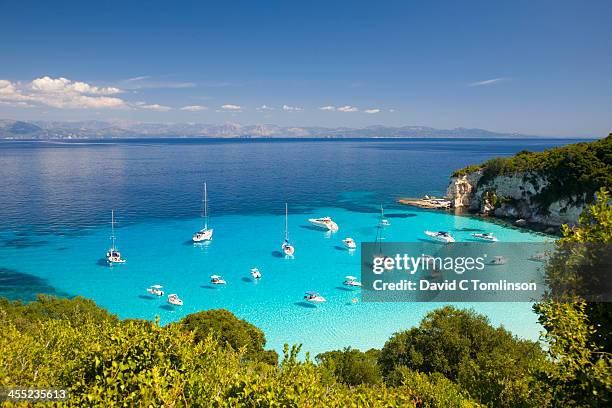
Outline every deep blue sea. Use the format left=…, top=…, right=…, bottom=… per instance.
left=0, top=137, right=586, bottom=355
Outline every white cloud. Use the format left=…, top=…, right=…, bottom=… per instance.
left=257, top=104, right=274, bottom=111
left=282, top=104, right=303, bottom=112
left=138, top=103, right=172, bottom=112
left=180, top=105, right=207, bottom=112
left=364, top=108, right=380, bottom=114
left=389, top=108, right=396, bottom=113
left=220, top=104, right=242, bottom=111
left=31, top=76, right=121, bottom=95
left=125, top=75, right=151, bottom=82
left=0, top=76, right=128, bottom=109
left=468, top=77, right=506, bottom=87
left=319, top=105, right=336, bottom=111
left=338, top=105, right=358, bottom=112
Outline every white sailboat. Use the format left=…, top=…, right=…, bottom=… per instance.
left=193, top=182, right=213, bottom=242
left=106, top=210, right=126, bottom=264
left=380, top=205, right=390, bottom=226
left=282, top=203, right=295, bottom=256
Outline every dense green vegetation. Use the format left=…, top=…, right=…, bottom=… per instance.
left=452, top=134, right=612, bottom=210
left=0, top=296, right=480, bottom=407
left=176, top=309, right=278, bottom=365
left=533, top=188, right=612, bottom=407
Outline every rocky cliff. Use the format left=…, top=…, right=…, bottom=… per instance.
left=446, top=134, right=612, bottom=228
left=446, top=171, right=585, bottom=227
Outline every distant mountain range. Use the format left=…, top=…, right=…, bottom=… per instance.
left=0, top=119, right=546, bottom=139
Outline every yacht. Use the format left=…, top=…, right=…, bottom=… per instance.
left=489, top=256, right=508, bottom=265
left=106, top=210, right=126, bottom=264
left=304, top=291, right=326, bottom=303
left=193, top=182, right=214, bottom=242
left=343, top=237, right=357, bottom=250
left=282, top=203, right=295, bottom=256
left=471, top=232, right=498, bottom=242
left=146, top=285, right=164, bottom=296
left=529, top=252, right=547, bottom=262
left=210, top=275, right=227, bottom=285
left=167, top=294, right=183, bottom=306
left=250, top=268, right=262, bottom=279
left=308, top=216, right=339, bottom=231
left=424, top=230, right=455, bottom=243
left=343, top=275, right=362, bottom=287
left=380, top=205, right=390, bottom=226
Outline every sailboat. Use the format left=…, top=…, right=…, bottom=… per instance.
left=106, top=210, right=126, bottom=264
left=380, top=205, right=390, bottom=226
left=192, top=182, right=213, bottom=242
left=282, top=203, right=295, bottom=256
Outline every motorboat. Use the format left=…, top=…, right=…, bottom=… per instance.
left=308, top=216, right=339, bottom=231
left=250, top=268, right=262, bottom=279
left=343, top=237, right=357, bottom=249
left=343, top=275, right=362, bottom=287
left=529, top=252, right=547, bottom=262
left=146, top=284, right=164, bottom=296
left=489, top=256, right=508, bottom=265
left=282, top=203, right=295, bottom=256
left=106, top=210, right=126, bottom=264
left=380, top=205, right=390, bottom=226
left=471, top=232, right=498, bottom=242
left=424, top=230, right=455, bottom=243
left=193, top=182, right=214, bottom=242
left=210, top=275, right=227, bottom=285
left=167, top=294, right=183, bottom=306
left=304, top=291, right=326, bottom=303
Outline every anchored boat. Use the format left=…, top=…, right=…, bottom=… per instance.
left=193, top=182, right=213, bottom=242
left=106, top=210, right=126, bottom=264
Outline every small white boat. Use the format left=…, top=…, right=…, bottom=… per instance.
left=489, top=256, right=508, bottom=265
left=308, top=216, right=339, bottom=231
left=471, top=232, right=498, bottom=242
left=193, top=182, right=214, bottom=242
left=210, top=275, right=227, bottom=285
left=529, top=252, right=547, bottom=262
left=167, top=294, right=183, bottom=306
left=343, top=237, right=357, bottom=249
left=380, top=205, right=390, bottom=226
left=106, top=210, right=126, bottom=264
left=250, top=268, right=262, bottom=279
left=282, top=203, right=295, bottom=256
left=343, top=275, right=362, bottom=287
left=304, top=291, right=326, bottom=303
left=146, top=284, right=164, bottom=296
left=425, top=230, right=455, bottom=243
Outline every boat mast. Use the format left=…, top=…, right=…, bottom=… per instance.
left=284, top=202, right=289, bottom=241
left=110, top=210, right=116, bottom=251
left=203, top=182, right=208, bottom=230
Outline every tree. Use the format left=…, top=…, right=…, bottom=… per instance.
left=379, top=306, right=550, bottom=407
left=316, top=347, right=382, bottom=386
left=177, top=309, right=278, bottom=365
left=534, top=188, right=612, bottom=407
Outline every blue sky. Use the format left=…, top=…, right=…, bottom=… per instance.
left=0, top=0, right=610, bottom=136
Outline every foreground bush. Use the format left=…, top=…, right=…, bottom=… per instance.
left=379, top=306, right=552, bottom=407
left=0, top=297, right=481, bottom=406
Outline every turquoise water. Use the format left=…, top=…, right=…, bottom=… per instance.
left=0, top=138, right=572, bottom=355
left=0, top=202, right=550, bottom=356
